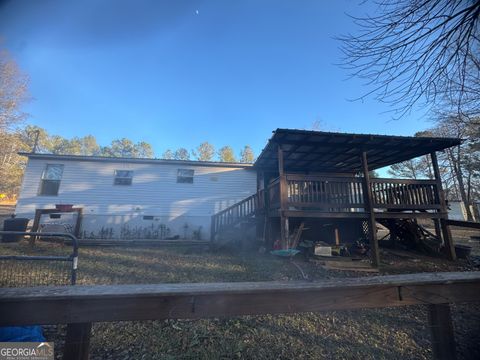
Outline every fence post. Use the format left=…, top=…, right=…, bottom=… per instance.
left=427, top=304, right=456, bottom=360
left=63, top=323, right=92, bottom=360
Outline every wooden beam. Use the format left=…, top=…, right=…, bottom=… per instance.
left=374, top=212, right=447, bottom=220
left=361, top=151, right=380, bottom=267
left=1, top=272, right=479, bottom=326
left=446, top=219, right=480, bottom=230
left=428, top=304, right=456, bottom=360
left=282, top=211, right=369, bottom=219
left=278, top=145, right=288, bottom=248
left=431, top=152, right=456, bottom=261
left=262, top=172, right=273, bottom=247
left=433, top=219, right=443, bottom=242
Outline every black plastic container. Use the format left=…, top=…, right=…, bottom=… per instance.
left=455, top=244, right=472, bottom=259
left=1, top=217, right=30, bottom=242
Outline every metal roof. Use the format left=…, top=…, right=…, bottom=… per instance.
left=254, top=128, right=461, bottom=173
left=18, top=152, right=254, bottom=169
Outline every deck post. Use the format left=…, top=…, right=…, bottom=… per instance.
left=430, top=152, right=456, bottom=261
left=263, top=172, right=273, bottom=248
left=63, top=322, right=92, bottom=360
left=433, top=219, right=443, bottom=242
left=278, top=145, right=289, bottom=249
left=427, top=304, right=456, bottom=360
left=361, top=151, right=380, bottom=267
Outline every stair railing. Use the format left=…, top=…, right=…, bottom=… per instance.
left=210, top=191, right=262, bottom=241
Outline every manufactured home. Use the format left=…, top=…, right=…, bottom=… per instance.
left=15, top=154, right=256, bottom=241
left=15, top=128, right=462, bottom=265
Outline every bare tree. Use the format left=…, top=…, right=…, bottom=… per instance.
left=432, top=116, right=479, bottom=220
left=174, top=148, right=190, bottom=160
left=339, top=0, right=480, bottom=118
left=0, top=49, right=30, bottom=131
left=239, top=145, right=255, bottom=163
left=162, top=149, right=174, bottom=160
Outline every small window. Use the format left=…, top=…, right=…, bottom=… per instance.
left=39, top=164, right=64, bottom=196
left=114, top=170, right=133, bottom=185
left=143, top=215, right=154, bottom=220
left=177, top=169, right=194, bottom=183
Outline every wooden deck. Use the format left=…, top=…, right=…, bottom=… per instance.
left=211, top=130, right=458, bottom=265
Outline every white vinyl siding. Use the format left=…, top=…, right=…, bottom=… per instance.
left=16, top=158, right=257, bottom=218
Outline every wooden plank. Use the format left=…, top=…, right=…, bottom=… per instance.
left=428, top=304, right=456, bottom=360
left=372, top=204, right=442, bottom=210
left=286, top=174, right=361, bottom=182
left=446, top=219, right=480, bottom=230
left=287, top=202, right=366, bottom=208
left=63, top=323, right=92, bottom=360
left=374, top=212, right=447, bottom=219
left=1, top=272, right=479, bottom=327
left=283, top=211, right=369, bottom=218
left=371, top=178, right=437, bottom=185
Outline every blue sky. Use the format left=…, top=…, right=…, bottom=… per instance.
left=0, top=0, right=433, bottom=158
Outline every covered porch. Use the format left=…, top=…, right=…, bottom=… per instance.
left=255, top=129, right=462, bottom=266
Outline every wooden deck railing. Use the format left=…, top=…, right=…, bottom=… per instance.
left=286, top=174, right=365, bottom=209
left=265, top=174, right=442, bottom=213
left=1, top=271, right=479, bottom=360
left=370, top=178, right=440, bottom=210
left=210, top=191, right=262, bottom=240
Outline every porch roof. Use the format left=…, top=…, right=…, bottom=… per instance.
left=254, top=128, right=461, bottom=173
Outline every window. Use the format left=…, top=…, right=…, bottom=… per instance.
left=39, top=164, right=64, bottom=196
left=177, top=169, right=194, bottom=183
left=114, top=170, right=133, bottom=185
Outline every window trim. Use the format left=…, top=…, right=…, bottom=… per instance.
left=176, top=169, right=194, bottom=184
left=113, top=169, right=134, bottom=186
left=38, top=164, right=64, bottom=196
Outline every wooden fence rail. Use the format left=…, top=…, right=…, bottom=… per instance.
left=1, top=271, right=479, bottom=360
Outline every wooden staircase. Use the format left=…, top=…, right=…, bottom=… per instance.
left=210, top=191, right=264, bottom=242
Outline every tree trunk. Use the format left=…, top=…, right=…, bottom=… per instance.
left=447, top=147, right=474, bottom=221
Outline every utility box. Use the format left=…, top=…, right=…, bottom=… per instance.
left=1, top=217, right=30, bottom=242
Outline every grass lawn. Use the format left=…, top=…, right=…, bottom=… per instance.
left=1, top=239, right=480, bottom=359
